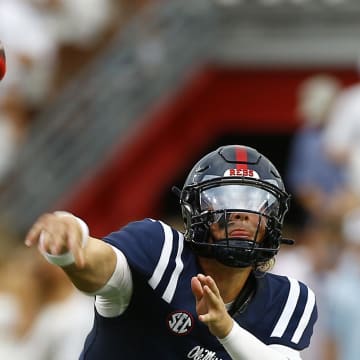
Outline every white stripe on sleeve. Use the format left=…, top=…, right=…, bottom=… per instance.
left=291, top=287, right=316, bottom=344
left=148, top=221, right=174, bottom=289
left=271, top=277, right=300, bottom=338
left=162, top=232, right=184, bottom=303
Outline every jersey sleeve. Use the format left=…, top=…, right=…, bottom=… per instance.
left=102, top=219, right=180, bottom=280
left=267, top=275, right=318, bottom=351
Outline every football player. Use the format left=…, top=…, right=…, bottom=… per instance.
left=25, top=145, right=317, bottom=359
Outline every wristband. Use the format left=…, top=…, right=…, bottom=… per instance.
left=41, top=211, right=89, bottom=267
left=41, top=243, right=77, bottom=267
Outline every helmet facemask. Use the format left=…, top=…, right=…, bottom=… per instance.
left=181, top=178, right=289, bottom=268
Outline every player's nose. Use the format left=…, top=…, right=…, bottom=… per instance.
left=228, top=212, right=249, bottom=222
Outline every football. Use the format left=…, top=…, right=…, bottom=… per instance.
left=0, top=41, right=6, bottom=80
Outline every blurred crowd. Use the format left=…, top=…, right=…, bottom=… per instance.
left=0, top=0, right=151, bottom=187
left=0, top=231, right=94, bottom=359
left=272, top=72, right=360, bottom=360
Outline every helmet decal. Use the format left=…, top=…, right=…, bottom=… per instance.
left=235, top=145, right=248, bottom=164
left=223, top=168, right=260, bottom=179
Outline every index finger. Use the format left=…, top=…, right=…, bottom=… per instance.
left=191, top=276, right=204, bottom=301
left=25, top=220, right=47, bottom=247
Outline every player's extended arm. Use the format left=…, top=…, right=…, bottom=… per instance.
left=25, top=212, right=117, bottom=293
left=191, top=274, right=301, bottom=360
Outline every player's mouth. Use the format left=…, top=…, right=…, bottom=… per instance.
left=229, top=229, right=251, bottom=238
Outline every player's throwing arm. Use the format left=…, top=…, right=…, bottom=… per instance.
left=25, top=212, right=117, bottom=293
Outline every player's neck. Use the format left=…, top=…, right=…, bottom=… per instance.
left=198, top=257, right=252, bottom=303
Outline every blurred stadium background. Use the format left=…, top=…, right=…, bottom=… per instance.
left=3, top=1, right=360, bottom=359
left=0, top=0, right=359, bottom=237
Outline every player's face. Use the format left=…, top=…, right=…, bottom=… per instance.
left=200, top=184, right=277, bottom=243
left=209, top=211, right=266, bottom=242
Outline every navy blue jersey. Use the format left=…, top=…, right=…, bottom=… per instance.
left=80, top=219, right=317, bottom=359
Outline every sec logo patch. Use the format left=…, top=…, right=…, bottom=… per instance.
left=167, top=310, right=194, bottom=335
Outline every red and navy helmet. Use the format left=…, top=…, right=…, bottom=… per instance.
left=179, top=145, right=291, bottom=268
left=0, top=41, right=6, bottom=81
